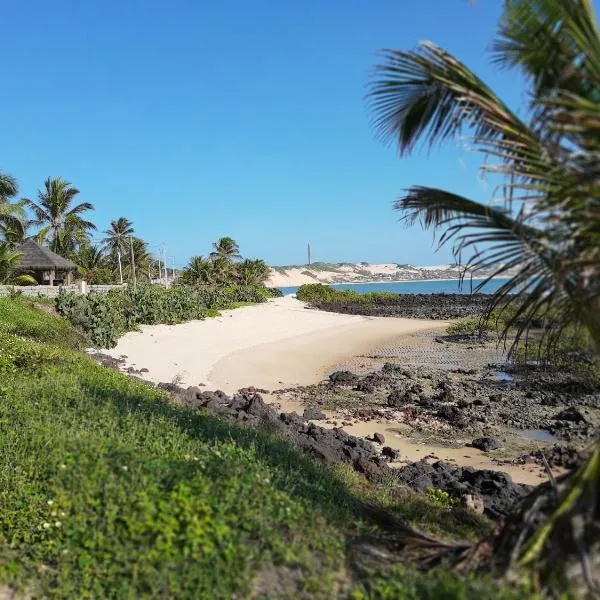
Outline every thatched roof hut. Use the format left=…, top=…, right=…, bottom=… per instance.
left=15, top=239, right=78, bottom=285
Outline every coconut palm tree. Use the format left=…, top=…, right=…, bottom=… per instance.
left=0, top=171, right=18, bottom=203
left=0, top=243, right=36, bottom=285
left=74, top=244, right=109, bottom=283
left=0, top=171, right=28, bottom=245
left=102, top=217, right=134, bottom=284
left=236, top=258, right=270, bottom=285
left=210, top=236, right=241, bottom=262
left=210, top=255, right=235, bottom=285
left=122, top=237, right=152, bottom=283
left=24, top=177, right=95, bottom=256
left=369, top=0, right=599, bottom=592
left=180, top=255, right=215, bottom=285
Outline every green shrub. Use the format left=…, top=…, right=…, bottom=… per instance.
left=446, top=317, right=490, bottom=336
left=425, top=487, right=456, bottom=509
left=56, top=284, right=271, bottom=348
left=351, top=565, right=538, bottom=600
left=297, top=284, right=361, bottom=303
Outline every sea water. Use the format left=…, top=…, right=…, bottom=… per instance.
left=279, top=277, right=509, bottom=296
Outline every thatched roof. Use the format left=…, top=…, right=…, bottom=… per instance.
left=15, top=239, right=77, bottom=271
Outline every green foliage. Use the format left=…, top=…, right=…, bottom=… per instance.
left=0, top=297, right=88, bottom=350
left=350, top=565, right=538, bottom=600
left=425, top=487, right=456, bottom=509
left=296, top=284, right=398, bottom=305
left=56, top=284, right=271, bottom=348
left=446, top=317, right=491, bottom=336
left=297, top=283, right=359, bottom=303
left=0, top=298, right=531, bottom=598
left=0, top=302, right=350, bottom=598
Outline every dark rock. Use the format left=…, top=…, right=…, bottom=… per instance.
left=372, top=432, right=385, bottom=444
left=387, top=389, right=407, bottom=408
left=471, top=437, right=502, bottom=452
left=382, top=446, right=400, bottom=460
left=181, top=386, right=204, bottom=408
left=157, top=382, right=186, bottom=395
left=139, top=367, right=149, bottom=373
left=417, top=396, right=435, bottom=409
left=303, top=406, right=326, bottom=420
left=328, top=370, right=358, bottom=385
left=394, top=460, right=530, bottom=518
left=355, top=381, right=376, bottom=393
left=354, top=457, right=383, bottom=478
left=553, top=407, right=587, bottom=423
left=436, top=404, right=464, bottom=424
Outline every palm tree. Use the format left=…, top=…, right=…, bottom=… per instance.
left=0, top=171, right=18, bottom=203
left=122, top=237, right=152, bottom=283
left=369, top=0, right=599, bottom=592
left=210, top=255, right=235, bottom=285
left=236, top=258, right=270, bottom=285
left=210, top=236, right=241, bottom=262
left=180, top=255, right=215, bottom=285
left=74, top=244, right=108, bottom=283
left=102, top=217, right=134, bottom=284
left=24, top=177, right=95, bottom=256
left=0, top=171, right=28, bottom=245
left=0, top=243, right=36, bottom=285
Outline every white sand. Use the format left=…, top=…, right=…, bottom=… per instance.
left=103, top=297, right=548, bottom=485
left=105, top=297, right=446, bottom=392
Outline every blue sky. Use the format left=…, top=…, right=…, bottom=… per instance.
left=3, top=1, right=526, bottom=266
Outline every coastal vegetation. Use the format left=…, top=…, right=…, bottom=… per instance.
left=0, top=172, right=275, bottom=290
left=0, top=296, right=532, bottom=598
left=55, top=284, right=277, bottom=348
left=369, top=0, right=600, bottom=592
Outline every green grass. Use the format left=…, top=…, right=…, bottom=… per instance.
left=0, top=298, right=535, bottom=598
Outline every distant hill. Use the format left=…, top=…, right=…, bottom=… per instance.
left=267, top=262, right=511, bottom=287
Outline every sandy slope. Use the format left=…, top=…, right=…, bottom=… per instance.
left=105, top=297, right=446, bottom=391
left=265, top=263, right=458, bottom=287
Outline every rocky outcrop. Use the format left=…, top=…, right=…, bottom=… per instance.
left=166, top=384, right=532, bottom=518
left=311, top=293, right=494, bottom=320
left=393, top=461, right=531, bottom=518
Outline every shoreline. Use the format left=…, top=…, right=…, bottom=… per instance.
left=102, top=296, right=559, bottom=486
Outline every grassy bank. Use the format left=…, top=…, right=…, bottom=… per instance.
left=0, top=298, right=537, bottom=598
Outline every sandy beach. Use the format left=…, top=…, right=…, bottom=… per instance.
left=105, top=296, right=447, bottom=391
left=102, top=297, right=557, bottom=485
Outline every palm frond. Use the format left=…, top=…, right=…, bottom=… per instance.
left=0, top=172, right=18, bottom=202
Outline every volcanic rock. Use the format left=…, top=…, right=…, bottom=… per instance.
left=471, top=437, right=502, bottom=452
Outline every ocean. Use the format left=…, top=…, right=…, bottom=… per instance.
left=279, top=277, right=509, bottom=296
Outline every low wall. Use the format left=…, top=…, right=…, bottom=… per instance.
left=0, top=284, right=126, bottom=298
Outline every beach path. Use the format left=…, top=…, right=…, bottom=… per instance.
left=104, top=296, right=446, bottom=392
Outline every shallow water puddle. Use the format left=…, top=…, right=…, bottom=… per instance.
left=512, top=428, right=558, bottom=443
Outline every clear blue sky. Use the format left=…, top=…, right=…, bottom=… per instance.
left=3, top=0, right=526, bottom=266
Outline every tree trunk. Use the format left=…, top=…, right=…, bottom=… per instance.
left=117, top=250, right=123, bottom=285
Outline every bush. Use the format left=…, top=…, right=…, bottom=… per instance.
left=297, top=284, right=361, bottom=303
left=56, top=284, right=271, bottom=348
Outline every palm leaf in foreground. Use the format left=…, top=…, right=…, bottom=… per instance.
left=369, top=0, right=600, bottom=593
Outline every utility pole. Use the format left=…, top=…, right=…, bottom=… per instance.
left=172, top=257, right=176, bottom=281
left=130, top=237, right=137, bottom=289
left=307, top=242, right=311, bottom=266
left=163, top=245, right=168, bottom=286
